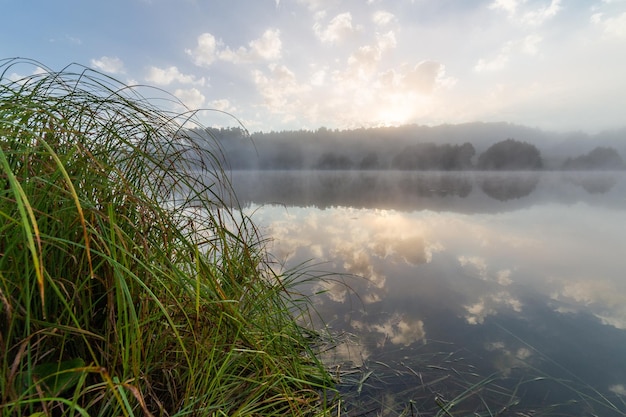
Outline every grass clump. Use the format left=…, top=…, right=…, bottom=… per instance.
left=0, top=58, right=334, bottom=416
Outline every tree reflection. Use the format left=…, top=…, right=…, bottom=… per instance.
left=229, top=171, right=626, bottom=212
left=479, top=173, right=539, bottom=201
left=565, top=173, right=617, bottom=194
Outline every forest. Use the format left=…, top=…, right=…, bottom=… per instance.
left=193, top=122, right=626, bottom=171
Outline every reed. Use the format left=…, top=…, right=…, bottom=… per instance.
left=0, top=58, right=334, bottom=416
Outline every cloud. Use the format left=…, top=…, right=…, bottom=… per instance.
left=402, top=60, right=451, bottom=94
left=609, top=384, right=626, bottom=396
left=90, top=56, right=125, bottom=74
left=592, top=11, right=626, bottom=39
left=474, top=35, right=542, bottom=72
left=208, top=98, right=236, bottom=113
left=8, top=67, right=47, bottom=84
left=145, top=65, right=206, bottom=86
left=553, top=278, right=626, bottom=328
left=489, top=0, right=520, bottom=16
left=485, top=341, right=535, bottom=374
left=174, top=87, right=205, bottom=110
left=464, top=292, right=523, bottom=324
left=520, top=0, right=561, bottom=26
left=371, top=315, right=426, bottom=346
left=186, top=33, right=219, bottom=67
left=366, top=60, right=454, bottom=98
left=489, top=0, right=561, bottom=25
left=187, top=29, right=282, bottom=67
left=340, top=31, right=397, bottom=81
left=371, top=233, right=435, bottom=266
left=372, top=10, right=395, bottom=26
left=297, top=0, right=337, bottom=11
left=314, top=12, right=360, bottom=43
left=220, top=29, right=283, bottom=63
left=459, top=256, right=514, bottom=286
left=253, top=63, right=311, bottom=109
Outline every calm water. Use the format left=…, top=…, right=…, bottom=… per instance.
left=231, top=170, right=626, bottom=416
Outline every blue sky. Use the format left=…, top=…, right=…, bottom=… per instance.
left=2, top=0, right=625, bottom=133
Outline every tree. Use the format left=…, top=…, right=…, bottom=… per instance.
left=562, top=146, right=625, bottom=170
left=358, top=152, right=381, bottom=170
left=477, top=138, right=542, bottom=170
left=314, top=152, right=354, bottom=170
left=392, top=142, right=476, bottom=170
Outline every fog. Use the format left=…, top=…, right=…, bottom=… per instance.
left=196, top=122, right=626, bottom=171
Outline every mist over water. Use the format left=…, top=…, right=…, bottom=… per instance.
left=231, top=170, right=626, bottom=415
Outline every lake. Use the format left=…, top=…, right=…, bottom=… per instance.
left=230, top=170, right=626, bottom=416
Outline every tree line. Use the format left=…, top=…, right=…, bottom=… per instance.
left=195, top=125, right=625, bottom=171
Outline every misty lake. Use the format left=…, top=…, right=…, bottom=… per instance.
left=230, top=170, right=626, bottom=416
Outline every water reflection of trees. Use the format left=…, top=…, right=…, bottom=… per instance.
left=565, top=173, right=617, bottom=194
left=479, top=173, right=540, bottom=201
left=229, top=171, right=626, bottom=211
left=398, top=173, right=472, bottom=198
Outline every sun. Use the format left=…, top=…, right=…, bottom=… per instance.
left=372, top=92, right=425, bottom=127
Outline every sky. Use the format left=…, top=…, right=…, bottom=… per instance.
left=2, top=0, right=626, bottom=133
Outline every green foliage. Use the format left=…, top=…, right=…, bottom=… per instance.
left=477, top=138, right=543, bottom=170
left=0, top=58, right=333, bottom=416
left=392, top=142, right=475, bottom=171
left=562, top=146, right=625, bottom=170
left=314, top=152, right=354, bottom=170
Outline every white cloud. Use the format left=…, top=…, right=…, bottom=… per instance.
left=520, top=33, right=542, bottom=54
left=186, top=33, right=219, bottom=67
left=610, top=384, right=626, bottom=396
left=253, top=63, right=312, bottom=109
left=250, top=29, right=282, bottom=60
left=314, top=12, right=360, bottom=43
left=346, top=44, right=383, bottom=77
left=489, top=0, right=520, bottom=16
left=520, top=0, right=561, bottom=26
left=593, top=11, right=626, bottom=39
left=174, top=87, right=205, bottom=110
left=474, top=35, right=542, bottom=72
left=474, top=53, right=509, bottom=72
left=90, top=56, right=125, bottom=74
left=310, top=68, right=327, bottom=86
left=208, top=98, right=236, bottom=113
left=376, top=30, right=397, bottom=51
left=341, top=31, right=397, bottom=81
left=464, top=292, right=522, bottom=324
left=489, top=0, right=562, bottom=26
left=220, top=29, right=282, bottom=63
left=8, top=67, right=47, bottom=83
left=145, top=66, right=206, bottom=86
left=372, top=316, right=426, bottom=346
left=372, top=10, right=395, bottom=26
left=402, top=61, right=452, bottom=94
left=459, top=255, right=489, bottom=279
left=188, top=29, right=282, bottom=66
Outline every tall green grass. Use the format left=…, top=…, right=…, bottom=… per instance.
left=0, top=58, right=334, bottom=416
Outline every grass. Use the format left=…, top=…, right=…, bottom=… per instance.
left=0, top=58, right=335, bottom=416
left=327, top=334, right=626, bottom=417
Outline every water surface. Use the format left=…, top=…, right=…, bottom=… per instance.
left=231, top=170, right=626, bottom=415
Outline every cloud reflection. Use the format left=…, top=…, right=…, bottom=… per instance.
left=252, top=196, right=626, bottom=329
left=464, top=292, right=523, bottom=325
left=240, top=172, right=626, bottom=407
left=257, top=206, right=441, bottom=305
